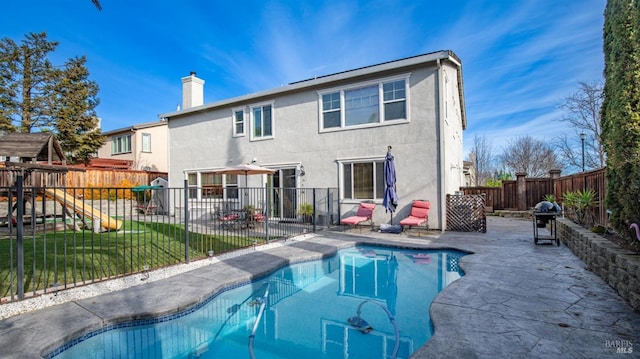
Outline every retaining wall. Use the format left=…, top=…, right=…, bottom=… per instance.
left=557, top=218, right=640, bottom=312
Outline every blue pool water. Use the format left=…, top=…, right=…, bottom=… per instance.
left=51, top=245, right=467, bottom=359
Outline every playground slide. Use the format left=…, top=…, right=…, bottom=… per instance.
left=43, top=189, right=123, bottom=231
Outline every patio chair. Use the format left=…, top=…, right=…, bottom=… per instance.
left=247, top=207, right=266, bottom=228
left=214, top=206, right=242, bottom=229
left=341, top=202, right=376, bottom=232
left=400, top=200, right=430, bottom=232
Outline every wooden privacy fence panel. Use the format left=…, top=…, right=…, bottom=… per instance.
left=65, top=169, right=166, bottom=188
left=460, top=187, right=501, bottom=211
left=446, top=194, right=486, bottom=232
left=555, top=169, right=607, bottom=226
left=502, top=181, right=516, bottom=210
left=526, top=178, right=553, bottom=206
left=461, top=168, right=608, bottom=227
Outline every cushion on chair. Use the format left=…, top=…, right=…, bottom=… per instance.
left=400, top=200, right=430, bottom=227
left=356, top=202, right=376, bottom=217
left=410, top=200, right=430, bottom=218
left=341, top=216, right=369, bottom=225
left=341, top=202, right=376, bottom=225
left=400, top=217, right=425, bottom=226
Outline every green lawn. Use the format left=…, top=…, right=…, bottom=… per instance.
left=0, top=220, right=267, bottom=299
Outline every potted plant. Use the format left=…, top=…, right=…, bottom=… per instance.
left=298, top=203, right=314, bottom=223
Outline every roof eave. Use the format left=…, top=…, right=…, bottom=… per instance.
left=160, top=50, right=458, bottom=120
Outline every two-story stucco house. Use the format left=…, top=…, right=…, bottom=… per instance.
left=96, top=121, right=168, bottom=172
left=161, top=51, right=466, bottom=230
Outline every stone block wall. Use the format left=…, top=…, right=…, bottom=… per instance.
left=557, top=218, right=640, bottom=312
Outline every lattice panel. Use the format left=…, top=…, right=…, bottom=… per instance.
left=446, top=194, right=487, bottom=232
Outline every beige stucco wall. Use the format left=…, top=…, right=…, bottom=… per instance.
left=135, top=124, right=168, bottom=172
left=96, top=123, right=168, bottom=172
left=167, top=59, right=465, bottom=230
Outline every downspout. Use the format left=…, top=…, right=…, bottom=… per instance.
left=435, top=59, right=445, bottom=230
left=336, top=160, right=341, bottom=222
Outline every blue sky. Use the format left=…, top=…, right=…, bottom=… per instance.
left=2, top=0, right=605, bottom=156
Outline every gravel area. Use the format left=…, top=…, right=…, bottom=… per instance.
left=0, top=234, right=316, bottom=320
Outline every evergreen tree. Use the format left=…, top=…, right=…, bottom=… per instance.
left=601, top=0, right=640, bottom=241
left=52, top=56, right=105, bottom=164
left=0, top=32, right=58, bottom=133
left=0, top=32, right=105, bottom=163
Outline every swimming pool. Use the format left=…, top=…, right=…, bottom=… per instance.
left=50, top=245, right=467, bottom=359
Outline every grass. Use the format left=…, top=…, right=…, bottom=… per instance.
left=0, top=219, right=267, bottom=299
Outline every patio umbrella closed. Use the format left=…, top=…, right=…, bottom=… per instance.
left=382, top=148, right=398, bottom=223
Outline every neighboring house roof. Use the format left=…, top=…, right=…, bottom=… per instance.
left=0, top=132, right=66, bottom=162
left=161, top=50, right=467, bottom=129
left=102, top=120, right=168, bottom=136
left=67, top=158, right=133, bottom=170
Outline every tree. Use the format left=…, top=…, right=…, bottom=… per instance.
left=52, top=56, right=105, bottom=164
left=0, top=32, right=58, bottom=133
left=601, top=0, right=640, bottom=242
left=555, top=81, right=606, bottom=171
left=486, top=169, right=513, bottom=187
left=0, top=32, right=105, bottom=163
left=469, top=134, right=495, bottom=186
left=498, top=136, right=562, bottom=177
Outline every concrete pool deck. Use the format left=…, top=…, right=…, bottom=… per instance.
left=1, top=216, right=639, bottom=358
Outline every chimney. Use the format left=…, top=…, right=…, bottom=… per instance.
left=181, top=72, right=204, bottom=110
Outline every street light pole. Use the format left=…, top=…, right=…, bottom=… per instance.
left=580, top=132, right=586, bottom=172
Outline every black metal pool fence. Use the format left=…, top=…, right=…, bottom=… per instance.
left=0, top=177, right=338, bottom=302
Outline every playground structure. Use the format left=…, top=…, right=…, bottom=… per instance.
left=132, top=178, right=168, bottom=216
left=43, top=188, right=123, bottom=231
left=0, top=134, right=147, bottom=232
left=0, top=166, right=123, bottom=232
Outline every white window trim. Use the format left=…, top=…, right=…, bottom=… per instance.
left=184, top=169, right=239, bottom=201
left=337, top=156, right=385, bottom=204
left=141, top=133, right=151, bottom=153
left=232, top=107, right=245, bottom=137
left=318, top=74, right=411, bottom=133
left=249, top=101, right=275, bottom=141
left=111, top=134, right=132, bottom=155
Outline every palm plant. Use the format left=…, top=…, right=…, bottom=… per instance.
left=562, top=189, right=597, bottom=226
left=543, top=194, right=555, bottom=203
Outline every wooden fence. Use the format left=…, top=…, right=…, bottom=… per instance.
left=0, top=164, right=166, bottom=189
left=64, top=168, right=167, bottom=188
left=461, top=168, right=608, bottom=226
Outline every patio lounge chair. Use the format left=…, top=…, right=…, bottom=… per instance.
left=400, top=200, right=430, bottom=231
left=341, top=202, right=376, bottom=231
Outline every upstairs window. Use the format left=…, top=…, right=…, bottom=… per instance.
left=320, top=77, right=408, bottom=131
left=141, top=133, right=151, bottom=153
left=233, top=109, right=245, bottom=136
left=322, top=92, right=341, bottom=129
left=111, top=134, right=131, bottom=154
left=383, top=80, right=406, bottom=121
left=251, top=104, right=273, bottom=140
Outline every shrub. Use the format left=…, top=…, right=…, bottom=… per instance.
left=562, top=189, right=597, bottom=227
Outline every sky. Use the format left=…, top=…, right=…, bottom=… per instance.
left=1, top=0, right=605, bottom=157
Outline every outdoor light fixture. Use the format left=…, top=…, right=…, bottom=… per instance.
left=580, top=132, right=586, bottom=172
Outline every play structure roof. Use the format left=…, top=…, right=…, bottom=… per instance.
left=0, top=133, right=66, bottom=164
